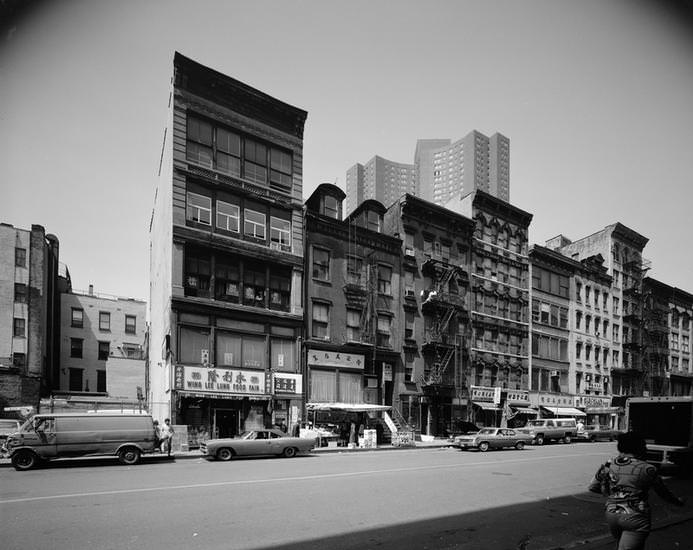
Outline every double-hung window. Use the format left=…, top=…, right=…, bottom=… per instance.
left=378, top=265, right=392, bottom=295
left=71, top=308, right=84, bottom=328
left=99, top=312, right=111, bottom=331
left=270, top=148, right=292, bottom=193
left=270, top=217, right=291, bottom=250
left=244, top=139, right=267, bottom=184
left=216, top=201, right=240, bottom=232
left=187, top=192, right=212, bottom=225
left=244, top=209, right=266, bottom=239
left=216, top=127, right=241, bottom=176
left=312, top=248, right=330, bottom=281
left=377, top=316, right=391, bottom=347
left=346, top=309, right=361, bottom=342
left=322, top=195, right=340, bottom=219
left=186, top=117, right=213, bottom=167
left=312, top=303, right=330, bottom=339
left=13, top=318, right=25, bottom=337
left=346, top=256, right=362, bottom=285
left=125, top=315, right=136, bottom=335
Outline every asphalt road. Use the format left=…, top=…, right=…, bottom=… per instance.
left=1, top=443, right=691, bottom=550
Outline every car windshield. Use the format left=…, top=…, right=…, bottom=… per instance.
left=526, top=420, right=544, bottom=427
left=478, top=428, right=496, bottom=435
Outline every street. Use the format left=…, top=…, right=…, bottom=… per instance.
left=1, top=443, right=691, bottom=550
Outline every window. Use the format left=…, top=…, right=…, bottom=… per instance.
left=179, top=326, right=210, bottom=364
left=270, top=217, right=291, bottom=250
left=312, top=248, right=330, bottom=281
left=243, top=264, right=266, bottom=307
left=312, top=302, right=330, bottom=339
left=378, top=265, right=392, bottom=295
left=270, top=148, right=292, bottom=193
left=15, top=247, right=26, bottom=267
left=215, top=257, right=240, bottom=303
left=13, top=352, right=25, bottom=368
left=405, top=311, right=415, bottom=339
left=125, top=315, right=136, bottom=334
left=69, top=368, right=83, bottom=392
left=405, top=352, right=415, bottom=382
left=216, top=127, right=241, bottom=176
left=99, top=311, right=111, bottom=331
left=122, top=343, right=143, bottom=359
left=271, top=338, right=295, bottom=372
left=71, top=338, right=83, bottom=358
left=244, top=139, right=267, bottom=184
left=244, top=209, right=266, bottom=239
left=187, top=192, right=212, bottom=225
left=14, top=283, right=27, bottom=303
left=185, top=249, right=211, bottom=297
left=346, top=256, right=363, bottom=286
left=98, top=341, right=110, bottom=361
left=216, top=201, right=240, bottom=232
left=423, top=238, right=433, bottom=257
left=367, top=210, right=382, bottom=233
left=97, top=370, right=107, bottom=393
left=13, top=318, right=25, bottom=338
left=346, top=309, right=361, bottom=342
left=377, top=315, right=391, bottom=347
left=71, top=308, right=84, bottom=328
left=404, top=232, right=415, bottom=255
left=576, top=282, right=582, bottom=303
left=186, top=117, right=213, bottom=167
left=322, top=195, right=340, bottom=219
left=269, top=269, right=291, bottom=312
left=683, top=335, right=690, bottom=353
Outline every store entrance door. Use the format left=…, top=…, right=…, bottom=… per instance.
left=214, top=409, right=238, bottom=438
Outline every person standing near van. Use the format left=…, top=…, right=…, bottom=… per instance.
left=160, top=418, right=175, bottom=457
left=153, top=420, right=161, bottom=450
left=588, top=431, right=685, bottom=550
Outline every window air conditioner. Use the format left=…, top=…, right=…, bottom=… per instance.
left=405, top=249, right=416, bottom=257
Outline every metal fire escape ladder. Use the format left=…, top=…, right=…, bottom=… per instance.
left=359, top=261, right=377, bottom=345
left=423, top=346, right=455, bottom=385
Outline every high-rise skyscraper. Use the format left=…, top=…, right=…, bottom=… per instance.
left=346, top=156, right=417, bottom=216
left=346, top=131, right=510, bottom=213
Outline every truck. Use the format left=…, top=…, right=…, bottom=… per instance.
left=625, top=396, right=693, bottom=473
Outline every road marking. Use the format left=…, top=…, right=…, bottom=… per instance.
left=0, top=452, right=605, bottom=504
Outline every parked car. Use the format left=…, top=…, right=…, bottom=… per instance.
left=453, top=427, right=534, bottom=452
left=200, top=429, right=316, bottom=461
left=575, top=424, right=620, bottom=442
left=0, top=419, right=21, bottom=456
left=5, top=413, right=157, bottom=470
left=517, top=418, right=577, bottom=445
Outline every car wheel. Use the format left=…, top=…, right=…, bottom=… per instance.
left=478, top=442, right=490, bottom=452
left=12, top=449, right=38, bottom=471
left=216, top=447, right=233, bottom=461
left=535, top=435, right=544, bottom=446
left=118, top=447, right=141, bottom=466
left=282, top=447, right=297, bottom=458
left=515, top=441, right=525, bottom=450
left=564, top=435, right=572, bottom=444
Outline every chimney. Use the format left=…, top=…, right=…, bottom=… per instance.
left=88, top=284, right=94, bottom=296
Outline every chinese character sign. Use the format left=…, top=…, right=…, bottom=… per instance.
left=175, top=366, right=266, bottom=395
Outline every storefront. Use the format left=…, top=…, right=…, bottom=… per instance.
left=173, top=364, right=271, bottom=448
left=272, top=372, right=303, bottom=432
left=470, top=385, right=502, bottom=427
left=575, top=395, right=620, bottom=429
left=504, top=389, right=537, bottom=428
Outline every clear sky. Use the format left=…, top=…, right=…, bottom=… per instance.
left=2, top=0, right=692, bottom=302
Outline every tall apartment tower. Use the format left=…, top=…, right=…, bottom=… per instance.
left=149, top=53, right=307, bottom=441
left=426, top=131, right=510, bottom=206
left=0, top=223, right=61, bottom=412
left=414, top=139, right=452, bottom=203
left=346, top=156, right=417, bottom=216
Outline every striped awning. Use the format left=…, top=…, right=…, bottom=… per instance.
left=541, top=406, right=586, bottom=417
left=473, top=401, right=501, bottom=411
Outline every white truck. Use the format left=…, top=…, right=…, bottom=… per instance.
left=625, top=396, right=693, bottom=473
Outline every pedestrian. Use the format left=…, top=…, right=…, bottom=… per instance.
left=160, top=418, right=175, bottom=457
left=577, top=419, right=585, bottom=435
left=153, top=419, right=161, bottom=450
left=588, top=431, right=685, bottom=550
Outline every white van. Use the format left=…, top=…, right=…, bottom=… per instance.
left=4, top=413, right=157, bottom=471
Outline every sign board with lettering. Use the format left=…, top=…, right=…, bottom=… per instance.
left=274, top=373, right=302, bottom=395
left=505, top=390, right=530, bottom=405
left=307, top=349, right=365, bottom=370
left=174, top=365, right=266, bottom=396
left=470, top=386, right=501, bottom=405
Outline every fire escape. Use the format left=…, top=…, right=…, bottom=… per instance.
left=419, top=256, right=468, bottom=387
left=343, top=260, right=377, bottom=346
left=621, top=256, right=652, bottom=395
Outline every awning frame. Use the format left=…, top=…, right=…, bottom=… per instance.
left=540, top=406, right=586, bottom=417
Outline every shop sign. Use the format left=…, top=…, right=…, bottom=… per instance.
left=174, top=365, right=266, bottom=395
left=575, top=395, right=611, bottom=409
left=505, top=390, right=530, bottom=405
left=382, top=363, right=393, bottom=382
left=531, top=393, right=574, bottom=407
left=307, top=349, right=364, bottom=370
left=274, top=373, right=302, bottom=395
left=470, top=385, right=501, bottom=405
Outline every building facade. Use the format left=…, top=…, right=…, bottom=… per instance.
left=149, top=53, right=307, bottom=441
left=304, top=185, right=402, bottom=421
left=345, top=156, right=417, bottom=216
left=384, top=194, right=474, bottom=435
left=0, top=223, right=60, bottom=414
left=58, top=286, right=146, bottom=400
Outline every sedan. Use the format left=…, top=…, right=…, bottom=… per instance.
left=453, top=428, right=534, bottom=452
left=576, top=425, right=620, bottom=442
left=200, top=429, right=316, bottom=461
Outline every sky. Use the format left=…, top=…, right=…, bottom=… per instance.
left=2, top=0, right=692, bottom=303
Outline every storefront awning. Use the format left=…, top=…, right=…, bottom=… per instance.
left=512, top=407, right=538, bottom=415
left=177, top=391, right=271, bottom=401
left=541, top=406, right=586, bottom=417
left=472, top=401, right=501, bottom=411
left=307, top=402, right=391, bottom=412
left=585, top=407, right=621, bottom=414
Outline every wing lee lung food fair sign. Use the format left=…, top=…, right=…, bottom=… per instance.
left=175, top=366, right=266, bottom=395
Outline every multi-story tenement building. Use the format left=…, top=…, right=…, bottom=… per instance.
left=384, top=194, right=474, bottom=436
left=345, top=156, right=416, bottom=216
left=59, top=286, right=146, bottom=400
left=0, top=223, right=60, bottom=413
left=547, top=224, right=649, bottom=401
left=446, top=191, right=532, bottom=427
left=304, top=185, right=402, bottom=416
left=423, top=131, right=510, bottom=205
left=149, top=53, right=307, bottom=439
left=643, top=277, right=693, bottom=396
